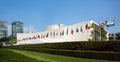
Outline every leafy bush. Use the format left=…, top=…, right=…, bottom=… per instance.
left=4, top=41, right=120, bottom=61
left=0, top=42, right=2, bottom=48
left=5, top=41, right=120, bottom=52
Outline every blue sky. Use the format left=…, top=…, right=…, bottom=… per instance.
left=0, top=0, right=120, bottom=35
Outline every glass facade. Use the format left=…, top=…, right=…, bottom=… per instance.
left=12, top=21, right=23, bottom=37
left=0, top=21, right=7, bottom=38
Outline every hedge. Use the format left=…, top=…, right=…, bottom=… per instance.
left=5, top=41, right=120, bottom=52
left=4, top=48, right=120, bottom=61
left=4, top=41, right=120, bottom=61
left=0, top=42, right=2, bottom=48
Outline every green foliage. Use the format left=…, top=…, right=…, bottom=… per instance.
left=0, top=42, right=2, bottom=48
left=101, top=28, right=107, bottom=40
left=0, top=36, right=16, bottom=46
left=8, top=36, right=16, bottom=46
left=90, top=27, right=107, bottom=41
left=4, top=41, right=120, bottom=61
left=0, top=37, right=9, bottom=42
left=5, top=41, right=120, bottom=52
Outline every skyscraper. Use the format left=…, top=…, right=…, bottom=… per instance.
left=0, top=21, right=8, bottom=38
left=12, top=21, right=23, bottom=37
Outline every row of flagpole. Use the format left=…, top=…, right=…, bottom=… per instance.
left=99, top=17, right=116, bottom=41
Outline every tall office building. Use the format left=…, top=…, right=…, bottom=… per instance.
left=0, top=21, right=8, bottom=38
left=12, top=21, right=23, bottom=37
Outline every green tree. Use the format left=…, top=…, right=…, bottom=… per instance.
left=0, top=36, right=16, bottom=46
left=0, top=37, right=9, bottom=42
left=101, top=27, right=107, bottom=40
left=0, top=42, right=2, bottom=48
left=8, top=36, right=16, bottom=46
left=90, top=27, right=107, bottom=41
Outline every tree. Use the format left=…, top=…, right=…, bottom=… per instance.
left=0, top=36, right=16, bottom=46
left=90, top=26, right=107, bottom=41
left=8, top=36, right=16, bottom=46
left=0, top=37, right=9, bottom=42
left=0, top=42, right=2, bottom=48
left=101, top=27, right=107, bottom=40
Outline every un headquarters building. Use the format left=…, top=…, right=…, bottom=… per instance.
left=16, top=20, right=108, bottom=45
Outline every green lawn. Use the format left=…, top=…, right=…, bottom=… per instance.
left=0, top=49, right=118, bottom=62
left=0, top=49, right=40, bottom=62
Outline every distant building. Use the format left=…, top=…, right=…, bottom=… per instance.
left=109, top=32, right=120, bottom=40
left=16, top=20, right=108, bottom=45
left=12, top=21, right=23, bottom=37
left=0, top=21, right=7, bottom=38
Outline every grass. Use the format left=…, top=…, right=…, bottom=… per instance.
left=0, top=49, right=40, bottom=62
left=2, top=48, right=119, bottom=62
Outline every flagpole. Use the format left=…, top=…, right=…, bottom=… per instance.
left=99, top=17, right=101, bottom=41
left=114, top=17, right=116, bottom=41
left=100, top=26, right=101, bottom=41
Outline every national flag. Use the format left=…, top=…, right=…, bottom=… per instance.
left=33, top=36, right=36, bottom=39
left=76, top=28, right=79, bottom=33
left=60, top=32, right=62, bottom=36
left=106, top=20, right=115, bottom=27
left=53, top=32, right=55, bottom=37
left=101, top=21, right=107, bottom=26
left=38, top=35, right=40, bottom=38
left=71, top=29, right=74, bottom=35
left=29, top=37, right=31, bottom=40
left=88, top=23, right=94, bottom=29
left=50, top=32, right=52, bottom=37
left=46, top=33, right=49, bottom=37
left=56, top=32, right=58, bottom=36
left=62, top=30, right=64, bottom=35
left=43, top=35, right=45, bottom=38
left=66, top=28, right=68, bottom=35
left=41, top=35, right=43, bottom=39
left=80, top=26, right=83, bottom=33
left=85, top=24, right=88, bottom=30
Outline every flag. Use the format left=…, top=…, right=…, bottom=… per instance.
left=101, top=21, right=107, bottom=26
left=46, top=33, right=49, bottom=37
left=56, top=32, right=58, bottom=36
left=66, top=28, right=68, bottom=35
left=71, top=29, right=74, bottom=35
left=80, top=26, right=83, bottom=33
left=76, top=28, right=79, bottom=33
left=88, top=23, right=94, bottom=29
left=85, top=24, right=88, bottom=30
left=38, top=35, right=40, bottom=38
left=53, top=32, right=55, bottom=37
left=62, top=30, right=64, bottom=35
left=29, top=37, right=31, bottom=40
left=50, top=32, right=52, bottom=37
left=60, top=32, right=62, bottom=36
left=33, top=36, right=36, bottom=39
left=106, top=20, right=115, bottom=27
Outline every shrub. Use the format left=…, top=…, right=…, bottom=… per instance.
left=5, top=41, right=120, bottom=52
left=0, top=42, right=2, bottom=48
left=4, top=41, right=120, bottom=61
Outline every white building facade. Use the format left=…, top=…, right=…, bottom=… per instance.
left=16, top=20, right=106, bottom=45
